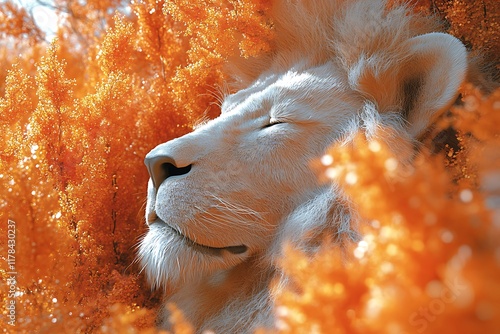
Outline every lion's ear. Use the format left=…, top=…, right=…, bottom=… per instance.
left=350, top=32, right=468, bottom=137
left=401, top=33, right=468, bottom=136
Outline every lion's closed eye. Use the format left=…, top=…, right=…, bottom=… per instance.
left=262, top=119, right=285, bottom=129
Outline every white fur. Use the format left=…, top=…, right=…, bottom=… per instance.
left=138, top=0, right=468, bottom=332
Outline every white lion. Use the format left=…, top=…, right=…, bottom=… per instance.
left=138, top=0, right=469, bottom=332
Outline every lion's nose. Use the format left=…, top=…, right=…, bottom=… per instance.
left=144, top=154, right=192, bottom=189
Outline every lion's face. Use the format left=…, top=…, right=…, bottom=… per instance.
left=139, top=63, right=358, bottom=287
left=138, top=0, right=470, bottom=331
left=139, top=0, right=468, bottom=295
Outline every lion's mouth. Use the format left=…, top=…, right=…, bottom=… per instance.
left=148, top=212, right=248, bottom=256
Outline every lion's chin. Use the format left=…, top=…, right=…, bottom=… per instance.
left=138, top=220, right=250, bottom=289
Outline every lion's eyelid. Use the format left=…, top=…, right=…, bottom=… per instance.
left=262, top=119, right=285, bottom=129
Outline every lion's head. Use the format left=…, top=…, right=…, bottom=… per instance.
left=138, top=0, right=469, bottom=331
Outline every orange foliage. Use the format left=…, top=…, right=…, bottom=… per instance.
left=0, top=0, right=498, bottom=333
left=0, top=0, right=271, bottom=332
left=278, top=87, right=500, bottom=333
left=0, top=1, right=44, bottom=42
